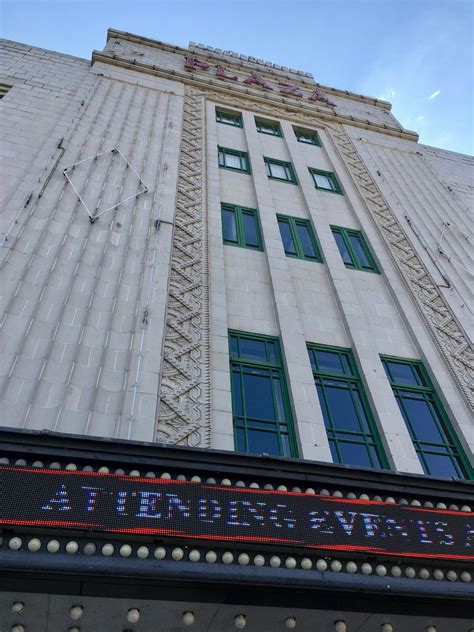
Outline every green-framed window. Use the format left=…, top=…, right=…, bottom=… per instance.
left=381, top=356, right=472, bottom=479
left=221, top=203, right=263, bottom=251
left=294, top=127, right=321, bottom=146
left=256, top=118, right=282, bottom=137
left=230, top=331, right=298, bottom=458
left=308, top=344, right=388, bottom=469
left=308, top=167, right=342, bottom=193
left=331, top=226, right=379, bottom=273
left=277, top=215, right=323, bottom=262
left=216, top=109, right=243, bottom=127
left=264, top=157, right=297, bottom=183
left=218, top=146, right=251, bottom=174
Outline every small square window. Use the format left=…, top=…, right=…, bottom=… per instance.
left=218, top=146, right=251, bottom=174
left=264, top=157, right=297, bottom=184
left=308, top=168, right=342, bottom=194
left=221, top=203, right=263, bottom=251
left=331, top=226, right=379, bottom=273
left=277, top=215, right=323, bottom=262
left=255, top=118, right=282, bottom=137
left=294, top=127, right=321, bottom=146
left=216, top=109, right=243, bottom=127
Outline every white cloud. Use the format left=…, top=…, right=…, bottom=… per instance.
left=428, top=89, right=440, bottom=100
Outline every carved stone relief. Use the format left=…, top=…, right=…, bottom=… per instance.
left=156, top=88, right=211, bottom=446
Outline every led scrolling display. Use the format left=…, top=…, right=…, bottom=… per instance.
left=1, top=467, right=472, bottom=561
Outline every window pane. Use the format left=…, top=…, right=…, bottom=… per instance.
left=218, top=151, right=225, bottom=166
left=243, top=371, right=276, bottom=420
left=230, top=336, right=239, bottom=359
left=387, top=361, right=420, bottom=386
left=348, top=233, right=371, bottom=268
left=222, top=208, right=238, bottom=242
left=333, top=231, right=353, bottom=265
left=423, top=453, right=460, bottom=478
left=351, top=390, right=371, bottom=433
left=296, top=223, right=317, bottom=258
left=316, top=384, right=331, bottom=428
left=297, top=131, right=314, bottom=144
left=231, top=370, right=243, bottom=416
left=399, top=396, right=447, bottom=444
left=329, top=440, right=340, bottom=463
left=267, top=342, right=277, bottom=364
left=239, top=338, right=267, bottom=362
left=269, top=163, right=288, bottom=179
left=273, top=378, right=285, bottom=421
left=235, top=427, right=246, bottom=451
left=281, top=434, right=291, bottom=457
left=316, top=350, right=347, bottom=374
left=278, top=220, right=297, bottom=255
left=324, top=385, right=362, bottom=432
left=225, top=153, right=242, bottom=169
left=247, top=429, right=280, bottom=455
left=338, top=442, right=373, bottom=468
left=242, top=212, right=259, bottom=247
left=313, top=173, right=333, bottom=189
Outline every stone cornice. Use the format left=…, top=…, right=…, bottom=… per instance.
left=106, top=28, right=394, bottom=112
left=91, top=50, right=419, bottom=142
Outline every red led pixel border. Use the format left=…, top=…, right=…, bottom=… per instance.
left=1, top=466, right=472, bottom=561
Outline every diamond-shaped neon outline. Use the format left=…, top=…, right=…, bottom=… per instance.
left=63, top=148, right=148, bottom=221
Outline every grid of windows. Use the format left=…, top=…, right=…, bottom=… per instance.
left=308, top=168, right=342, bottom=193
left=256, top=118, right=282, bottom=136
left=221, top=203, right=263, bottom=251
left=381, top=357, right=471, bottom=479
left=308, top=344, right=388, bottom=469
left=218, top=146, right=251, bottom=173
left=216, top=109, right=243, bottom=127
left=264, top=157, right=297, bottom=183
left=230, top=332, right=298, bottom=458
left=331, top=226, right=379, bottom=273
left=294, top=127, right=321, bottom=146
left=277, top=215, right=323, bottom=262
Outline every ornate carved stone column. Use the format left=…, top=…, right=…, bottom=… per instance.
left=156, top=89, right=211, bottom=446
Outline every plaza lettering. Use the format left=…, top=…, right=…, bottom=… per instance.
left=184, top=56, right=336, bottom=106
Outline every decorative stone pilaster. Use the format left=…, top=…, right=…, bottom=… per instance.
left=156, top=89, right=211, bottom=446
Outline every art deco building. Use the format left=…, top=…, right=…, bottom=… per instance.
left=0, top=29, right=473, bottom=632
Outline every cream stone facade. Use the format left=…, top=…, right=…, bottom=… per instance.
left=0, top=29, right=473, bottom=632
left=0, top=30, right=472, bottom=468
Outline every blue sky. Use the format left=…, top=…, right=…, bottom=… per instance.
left=1, top=0, right=473, bottom=154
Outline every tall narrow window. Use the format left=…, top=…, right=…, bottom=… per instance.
left=221, top=203, right=263, bottom=251
left=264, top=157, right=297, bottom=183
left=331, top=226, right=379, bottom=273
left=277, top=215, right=323, bottom=262
left=230, top=331, right=298, bottom=457
left=381, top=357, right=471, bottom=479
left=308, top=344, right=388, bottom=469
left=216, top=109, right=243, bottom=127
left=308, top=168, right=342, bottom=193
left=218, top=146, right=251, bottom=173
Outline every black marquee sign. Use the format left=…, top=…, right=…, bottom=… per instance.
left=1, top=467, right=473, bottom=561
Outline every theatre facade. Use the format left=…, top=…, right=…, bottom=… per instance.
left=0, top=29, right=473, bottom=631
